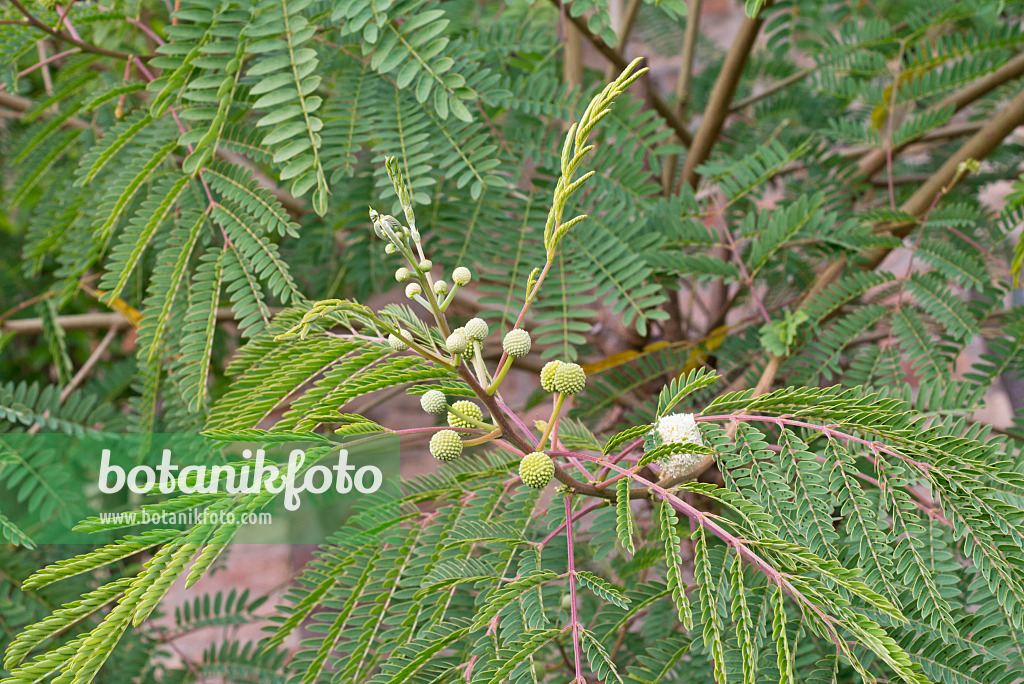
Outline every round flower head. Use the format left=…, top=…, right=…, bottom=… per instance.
left=405, top=282, right=422, bottom=298
left=452, top=266, right=472, bottom=286
left=418, top=259, right=433, bottom=272
left=519, top=451, right=555, bottom=488
left=464, top=318, right=489, bottom=341
left=395, top=267, right=411, bottom=283
left=433, top=280, right=448, bottom=295
left=429, top=430, right=463, bottom=462
left=447, top=400, right=483, bottom=428
left=653, top=413, right=705, bottom=480
left=420, top=389, right=447, bottom=416
left=553, top=363, right=586, bottom=395
left=540, top=360, right=564, bottom=393
left=388, top=332, right=410, bottom=352
left=385, top=243, right=397, bottom=255
left=502, top=329, right=532, bottom=358
left=446, top=331, right=470, bottom=356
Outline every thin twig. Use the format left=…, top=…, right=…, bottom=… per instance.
left=729, top=67, right=813, bottom=112
left=564, top=495, right=585, bottom=684
left=547, top=0, right=693, bottom=147
left=857, top=51, right=1024, bottom=180
left=661, top=0, right=703, bottom=191
left=604, top=0, right=643, bottom=82
left=8, top=0, right=140, bottom=61
left=678, top=2, right=772, bottom=190
left=60, top=327, right=119, bottom=403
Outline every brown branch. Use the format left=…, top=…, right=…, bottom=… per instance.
left=661, top=0, right=703, bottom=191
left=857, top=51, right=1024, bottom=180
left=60, top=327, right=119, bottom=403
left=7, top=0, right=141, bottom=61
left=744, top=85, right=1024, bottom=399
left=548, top=0, right=693, bottom=147
left=877, top=84, right=1024, bottom=251
left=678, top=2, right=771, bottom=190
left=563, top=19, right=583, bottom=89
left=604, top=0, right=643, bottom=83
left=730, top=67, right=813, bottom=112
left=842, top=121, right=985, bottom=159
left=0, top=93, right=306, bottom=216
left=0, top=289, right=60, bottom=325
left=0, top=91, right=92, bottom=130
left=1, top=307, right=243, bottom=333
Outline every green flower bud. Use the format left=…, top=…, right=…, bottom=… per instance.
left=452, top=266, right=472, bottom=286
left=540, top=360, right=564, bottom=393
left=446, top=331, right=470, bottom=356
left=519, top=451, right=555, bottom=488
left=448, top=400, right=483, bottom=428
left=502, top=329, right=532, bottom=358
left=418, top=259, right=433, bottom=272
left=433, top=280, right=448, bottom=295
left=554, top=363, right=586, bottom=395
left=429, top=430, right=463, bottom=462
left=420, top=390, right=447, bottom=415
left=385, top=243, right=397, bottom=255
left=395, top=267, right=411, bottom=283
left=388, top=332, right=410, bottom=352
left=372, top=212, right=402, bottom=241
left=405, top=282, right=422, bottom=298
left=464, top=318, right=489, bottom=341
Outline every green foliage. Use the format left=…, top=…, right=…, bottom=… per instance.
left=4, top=0, right=1024, bottom=682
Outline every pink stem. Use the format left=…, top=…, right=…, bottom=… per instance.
left=132, top=58, right=223, bottom=216
left=564, top=496, right=585, bottom=683
left=565, top=455, right=594, bottom=481
left=36, top=42, right=53, bottom=93
left=722, top=226, right=771, bottom=325
left=124, top=14, right=165, bottom=45
left=17, top=47, right=78, bottom=79
left=57, top=10, right=83, bottom=42
left=556, top=449, right=846, bottom=650
left=392, top=426, right=526, bottom=458
left=695, top=413, right=934, bottom=473
left=492, top=259, right=554, bottom=373
left=539, top=499, right=603, bottom=549
left=593, top=437, right=645, bottom=487
left=613, top=438, right=644, bottom=462
left=495, top=394, right=537, bottom=448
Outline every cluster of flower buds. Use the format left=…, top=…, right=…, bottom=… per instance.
left=367, top=202, right=583, bottom=491
left=368, top=207, right=475, bottom=317
left=539, top=360, right=587, bottom=395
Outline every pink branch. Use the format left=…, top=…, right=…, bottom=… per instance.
left=17, top=47, right=78, bottom=79
left=696, top=413, right=934, bottom=473
left=54, top=4, right=81, bottom=41
left=553, top=449, right=847, bottom=650
left=131, top=57, right=225, bottom=226
left=564, top=496, right=585, bottom=683
left=491, top=259, right=555, bottom=375
left=495, top=394, right=537, bottom=448
left=722, top=226, right=771, bottom=325
left=124, top=14, right=165, bottom=45
left=35, top=42, right=53, bottom=93
left=539, top=499, right=604, bottom=549
left=594, top=437, right=644, bottom=485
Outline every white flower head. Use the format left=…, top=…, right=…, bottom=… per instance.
left=652, top=413, right=705, bottom=480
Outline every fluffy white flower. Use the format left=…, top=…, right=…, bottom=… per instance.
left=652, top=413, right=705, bottom=480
